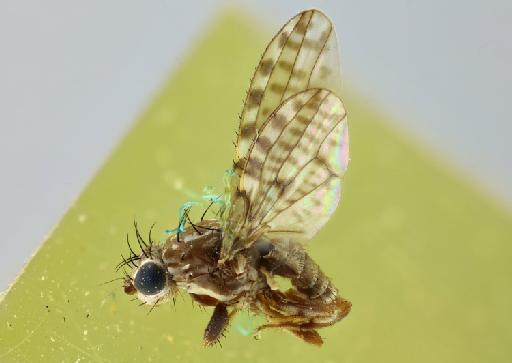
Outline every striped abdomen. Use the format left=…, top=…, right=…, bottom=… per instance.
left=257, top=239, right=337, bottom=303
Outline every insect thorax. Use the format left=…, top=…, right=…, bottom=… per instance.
left=162, top=220, right=264, bottom=304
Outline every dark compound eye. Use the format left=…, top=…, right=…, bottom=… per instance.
left=134, top=262, right=167, bottom=295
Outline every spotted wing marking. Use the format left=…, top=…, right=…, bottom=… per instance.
left=233, top=10, right=342, bottom=179
left=241, top=88, right=348, bottom=242
left=220, top=10, right=346, bottom=261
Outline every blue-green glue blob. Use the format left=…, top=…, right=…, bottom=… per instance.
left=233, top=311, right=256, bottom=336
left=165, top=201, right=200, bottom=234
left=165, top=169, right=232, bottom=235
left=201, top=185, right=224, bottom=206
left=233, top=311, right=265, bottom=337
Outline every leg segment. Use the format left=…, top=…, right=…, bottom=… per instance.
left=203, top=304, right=238, bottom=346
left=203, top=304, right=229, bottom=346
left=256, top=289, right=351, bottom=346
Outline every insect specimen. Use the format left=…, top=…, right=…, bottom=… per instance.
left=119, top=9, right=351, bottom=346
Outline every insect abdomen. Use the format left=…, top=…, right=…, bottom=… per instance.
left=291, top=252, right=337, bottom=303
left=261, top=240, right=337, bottom=303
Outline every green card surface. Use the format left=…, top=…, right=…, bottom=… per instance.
left=1, top=10, right=511, bottom=363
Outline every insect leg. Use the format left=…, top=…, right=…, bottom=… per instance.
left=256, top=288, right=351, bottom=346
left=203, top=303, right=231, bottom=347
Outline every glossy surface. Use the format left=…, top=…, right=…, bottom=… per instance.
left=134, top=262, right=166, bottom=296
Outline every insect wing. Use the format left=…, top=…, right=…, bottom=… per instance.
left=241, top=89, right=348, bottom=242
left=233, top=9, right=342, bottom=179
left=221, top=10, right=345, bottom=260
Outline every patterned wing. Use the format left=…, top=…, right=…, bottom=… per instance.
left=233, top=9, right=342, bottom=179
left=220, top=10, right=345, bottom=261
left=222, top=89, right=348, bottom=260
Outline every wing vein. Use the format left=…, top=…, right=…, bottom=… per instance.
left=307, top=26, right=333, bottom=87
left=263, top=173, right=337, bottom=229
left=252, top=15, right=303, bottom=132
left=278, top=12, right=313, bottom=105
left=235, top=13, right=298, bottom=166
left=250, top=90, right=330, bottom=220
left=222, top=10, right=347, bottom=259
left=256, top=111, right=346, bottom=226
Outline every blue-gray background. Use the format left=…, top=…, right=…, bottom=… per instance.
left=1, top=0, right=510, bottom=291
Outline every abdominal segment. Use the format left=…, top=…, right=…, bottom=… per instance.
left=259, top=238, right=339, bottom=303
left=253, top=238, right=351, bottom=345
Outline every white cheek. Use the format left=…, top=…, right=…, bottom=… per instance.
left=137, top=287, right=171, bottom=306
left=177, top=282, right=230, bottom=302
left=167, top=266, right=179, bottom=275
